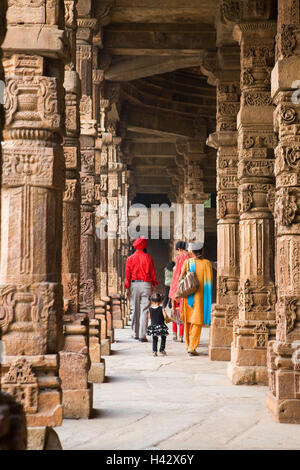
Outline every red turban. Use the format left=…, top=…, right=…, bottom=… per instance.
left=133, top=236, right=148, bottom=250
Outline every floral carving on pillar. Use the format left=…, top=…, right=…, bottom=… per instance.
left=266, top=0, right=300, bottom=423
left=227, top=17, right=277, bottom=385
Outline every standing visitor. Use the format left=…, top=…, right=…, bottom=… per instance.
left=163, top=261, right=175, bottom=309
left=147, top=293, right=169, bottom=357
left=125, top=236, right=158, bottom=342
left=169, top=241, right=191, bottom=342
left=177, top=243, right=213, bottom=356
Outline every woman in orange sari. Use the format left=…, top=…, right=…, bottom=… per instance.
left=178, top=242, right=213, bottom=356
left=169, top=241, right=192, bottom=342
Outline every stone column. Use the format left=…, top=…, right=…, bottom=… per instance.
left=228, top=19, right=277, bottom=385
left=176, top=137, right=209, bottom=243
left=92, top=68, right=113, bottom=355
left=59, top=0, right=93, bottom=419
left=267, top=0, right=300, bottom=423
left=207, top=64, right=240, bottom=361
left=76, top=1, right=105, bottom=383
left=96, top=128, right=115, bottom=344
left=120, top=166, right=132, bottom=325
left=0, top=1, right=27, bottom=452
left=107, top=129, right=124, bottom=328
left=168, top=160, right=185, bottom=248
left=0, top=0, right=68, bottom=428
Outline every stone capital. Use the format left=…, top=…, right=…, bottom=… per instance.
left=233, top=20, right=277, bottom=44
left=207, top=131, right=238, bottom=149
left=221, top=0, right=274, bottom=26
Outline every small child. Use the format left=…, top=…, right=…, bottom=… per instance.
left=147, top=293, right=169, bottom=357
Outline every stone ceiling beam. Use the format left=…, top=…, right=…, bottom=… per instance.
left=105, top=54, right=205, bottom=81
left=125, top=142, right=176, bottom=156
left=103, top=23, right=216, bottom=56
left=124, top=79, right=216, bottom=105
left=122, top=104, right=196, bottom=138
left=148, top=72, right=217, bottom=96
left=132, top=157, right=176, bottom=167
left=121, top=87, right=216, bottom=118
left=134, top=186, right=171, bottom=194
left=110, top=1, right=216, bottom=24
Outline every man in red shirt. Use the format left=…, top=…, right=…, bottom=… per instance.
left=125, top=236, right=158, bottom=341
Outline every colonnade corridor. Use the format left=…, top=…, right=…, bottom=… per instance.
left=56, top=326, right=300, bottom=450
left=2, top=0, right=300, bottom=451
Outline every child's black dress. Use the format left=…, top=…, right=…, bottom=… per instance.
left=147, top=306, right=169, bottom=353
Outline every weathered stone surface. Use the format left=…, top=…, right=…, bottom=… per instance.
left=60, top=0, right=93, bottom=420
left=226, top=16, right=277, bottom=384
left=266, top=0, right=300, bottom=423
left=27, top=426, right=62, bottom=451
left=0, top=0, right=67, bottom=430
left=62, top=384, right=93, bottom=420
left=207, top=54, right=240, bottom=362
left=88, top=360, right=106, bottom=384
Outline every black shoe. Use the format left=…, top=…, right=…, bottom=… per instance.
left=139, top=338, right=148, bottom=343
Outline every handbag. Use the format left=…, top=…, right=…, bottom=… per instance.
left=164, top=314, right=173, bottom=324
left=176, top=258, right=199, bottom=298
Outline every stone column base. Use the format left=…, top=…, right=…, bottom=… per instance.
left=266, top=391, right=300, bottom=424
left=113, top=319, right=124, bottom=329
left=227, top=362, right=268, bottom=385
left=101, top=338, right=111, bottom=356
left=27, top=427, right=62, bottom=450
left=209, top=304, right=237, bottom=362
left=209, top=345, right=231, bottom=361
left=62, top=382, right=93, bottom=419
left=108, top=329, right=115, bottom=343
left=88, top=359, right=106, bottom=383
left=25, top=392, right=63, bottom=427
left=2, top=355, right=63, bottom=428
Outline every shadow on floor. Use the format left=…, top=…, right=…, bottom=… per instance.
left=104, top=375, right=137, bottom=384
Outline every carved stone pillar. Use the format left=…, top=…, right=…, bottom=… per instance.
left=59, top=0, right=93, bottom=419
left=76, top=1, right=105, bottom=383
left=228, top=19, right=277, bottom=385
left=0, top=0, right=68, bottom=428
left=176, top=137, right=209, bottom=244
left=0, top=2, right=27, bottom=452
left=207, top=67, right=240, bottom=361
left=107, top=130, right=124, bottom=328
left=120, top=166, right=131, bottom=325
left=76, top=6, right=97, bottom=320
left=97, top=135, right=115, bottom=344
left=266, top=0, right=300, bottom=423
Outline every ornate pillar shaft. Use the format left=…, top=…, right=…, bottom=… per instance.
left=0, top=0, right=68, bottom=427
left=93, top=69, right=112, bottom=355
left=76, top=10, right=98, bottom=320
left=176, top=136, right=209, bottom=246
left=267, top=0, right=300, bottom=423
left=0, top=0, right=27, bottom=452
left=107, top=132, right=124, bottom=328
left=59, top=0, right=93, bottom=420
left=76, top=1, right=105, bottom=382
left=208, top=72, right=240, bottom=361
left=62, top=1, right=81, bottom=318
left=228, top=20, right=277, bottom=385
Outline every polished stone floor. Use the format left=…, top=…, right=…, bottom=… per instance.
left=57, top=326, right=300, bottom=450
